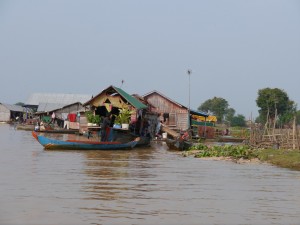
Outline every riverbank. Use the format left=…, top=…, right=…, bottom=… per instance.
left=182, top=143, right=300, bottom=171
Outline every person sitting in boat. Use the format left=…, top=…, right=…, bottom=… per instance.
left=34, top=121, right=40, bottom=131
left=180, top=130, right=190, bottom=141
left=223, top=128, right=230, bottom=136
left=39, top=121, right=46, bottom=131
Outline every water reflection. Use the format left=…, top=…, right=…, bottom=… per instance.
left=1, top=124, right=300, bottom=225
left=82, top=147, right=158, bottom=202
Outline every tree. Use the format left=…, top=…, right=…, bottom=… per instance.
left=231, top=114, right=246, bottom=127
left=225, top=108, right=235, bottom=125
left=278, top=104, right=297, bottom=126
left=198, top=97, right=229, bottom=123
left=15, top=102, right=24, bottom=106
left=256, top=88, right=296, bottom=124
left=296, top=111, right=300, bottom=125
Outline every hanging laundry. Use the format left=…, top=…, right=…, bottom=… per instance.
left=105, top=103, right=112, bottom=112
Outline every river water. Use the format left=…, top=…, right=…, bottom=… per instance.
left=0, top=123, right=300, bottom=225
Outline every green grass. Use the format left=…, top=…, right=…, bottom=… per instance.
left=258, top=149, right=300, bottom=171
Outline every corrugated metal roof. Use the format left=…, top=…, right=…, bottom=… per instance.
left=25, top=93, right=92, bottom=106
left=36, top=103, right=66, bottom=113
left=1, top=103, right=24, bottom=112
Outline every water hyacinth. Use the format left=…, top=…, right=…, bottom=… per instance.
left=188, top=143, right=259, bottom=159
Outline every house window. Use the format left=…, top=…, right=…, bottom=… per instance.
left=168, top=113, right=176, bottom=126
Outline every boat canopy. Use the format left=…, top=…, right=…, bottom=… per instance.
left=190, top=109, right=208, bottom=117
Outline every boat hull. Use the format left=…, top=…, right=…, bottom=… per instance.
left=34, top=133, right=138, bottom=150
left=165, top=138, right=193, bottom=151
left=112, top=128, right=151, bottom=147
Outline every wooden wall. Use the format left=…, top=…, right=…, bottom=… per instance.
left=144, top=93, right=189, bottom=131
left=55, top=103, right=84, bottom=119
left=0, top=105, right=10, bottom=122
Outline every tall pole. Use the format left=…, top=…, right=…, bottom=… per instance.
left=187, top=69, right=192, bottom=129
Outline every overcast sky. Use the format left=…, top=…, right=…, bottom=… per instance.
left=0, top=0, right=299, bottom=119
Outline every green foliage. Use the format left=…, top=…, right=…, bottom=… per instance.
left=230, top=114, right=246, bottom=127
left=256, top=88, right=296, bottom=123
left=15, top=102, right=25, bottom=106
left=189, top=143, right=209, bottom=150
left=198, top=97, right=229, bottom=123
left=190, top=144, right=258, bottom=159
left=229, top=127, right=250, bottom=138
left=114, top=108, right=134, bottom=124
left=225, top=108, right=235, bottom=125
left=296, top=111, right=300, bottom=125
left=85, top=111, right=101, bottom=124
left=92, top=115, right=101, bottom=124
left=278, top=111, right=295, bottom=126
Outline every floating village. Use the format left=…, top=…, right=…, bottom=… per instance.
left=0, top=85, right=299, bottom=152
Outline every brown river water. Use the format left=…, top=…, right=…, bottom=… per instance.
left=1, top=123, right=300, bottom=225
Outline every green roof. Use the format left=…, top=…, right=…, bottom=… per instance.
left=113, top=86, right=148, bottom=110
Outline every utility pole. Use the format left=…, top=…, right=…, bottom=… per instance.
left=187, top=69, right=192, bottom=129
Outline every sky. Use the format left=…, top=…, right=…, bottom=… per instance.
left=0, top=0, right=299, bottom=119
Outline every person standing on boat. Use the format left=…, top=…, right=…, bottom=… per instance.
left=101, top=113, right=111, bottom=141
left=50, top=112, right=56, bottom=124
left=76, top=111, right=80, bottom=123
left=155, top=120, right=163, bottom=138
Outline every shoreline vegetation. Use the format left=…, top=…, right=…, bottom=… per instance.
left=182, top=143, right=300, bottom=171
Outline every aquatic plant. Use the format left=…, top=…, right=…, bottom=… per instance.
left=191, top=144, right=258, bottom=159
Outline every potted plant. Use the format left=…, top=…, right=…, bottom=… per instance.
left=85, top=111, right=100, bottom=126
left=115, top=108, right=134, bottom=129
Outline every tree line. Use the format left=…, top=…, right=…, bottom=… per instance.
left=198, top=87, right=299, bottom=127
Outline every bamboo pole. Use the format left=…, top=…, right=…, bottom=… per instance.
left=293, top=116, right=296, bottom=150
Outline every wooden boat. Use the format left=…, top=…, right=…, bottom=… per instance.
left=216, top=135, right=245, bottom=143
left=17, top=123, right=77, bottom=134
left=32, top=131, right=139, bottom=150
left=37, top=129, right=78, bottom=134
left=105, top=127, right=151, bottom=147
left=165, top=138, right=193, bottom=151
left=16, top=124, right=35, bottom=131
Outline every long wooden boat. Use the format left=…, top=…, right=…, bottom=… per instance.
left=32, top=131, right=139, bottom=150
left=216, top=135, right=245, bottom=143
left=17, top=124, right=77, bottom=134
left=37, top=129, right=78, bottom=134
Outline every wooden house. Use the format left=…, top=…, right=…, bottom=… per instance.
left=83, top=85, right=148, bottom=117
left=143, top=91, right=210, bottom=136
left=143, top=91, right=189, bottom=130
left=82, top=85, right=154, bottom=135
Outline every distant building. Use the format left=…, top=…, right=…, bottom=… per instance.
left=23, top=93, right=92, bottom=128
left=24, top=93, right=92, bottom=112
left=0, top=103, right=24, bottom=122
